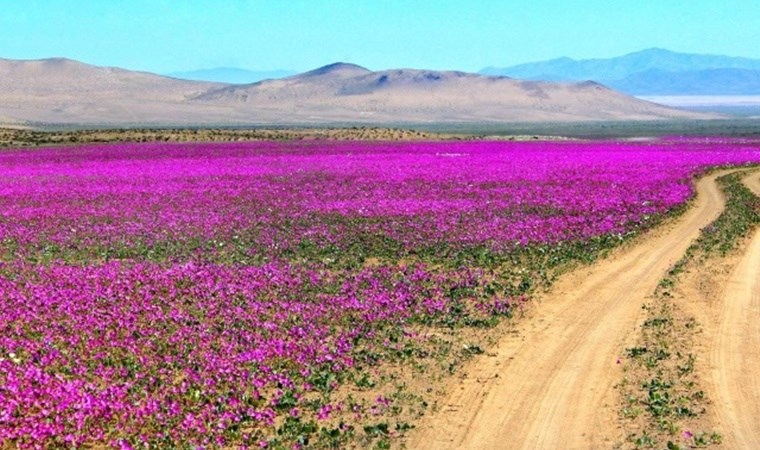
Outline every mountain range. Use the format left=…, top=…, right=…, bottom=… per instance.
left=480, top=48, right=760, bottom=96
left=166, top=49, right=760, bottom=97
left=0, top=57, right=707, bottom=127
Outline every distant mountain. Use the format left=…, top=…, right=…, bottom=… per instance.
left=194, top=63, right=709, bottom=123
left=0, top=57, right=712, bottom=126
left=606, top=68, right=760, bottom=95
left=168, top=67, right=296, bottom=84
left=293, top=62, right=371, bottom=79
left=481, top=48, right=760, bottom=81
left=481, top=48, right=760, bottom=95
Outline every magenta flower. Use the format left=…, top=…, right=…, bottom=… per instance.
left=0, top=138, right=758, bottom=447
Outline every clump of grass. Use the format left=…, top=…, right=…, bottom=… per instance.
left=620, top=170, right=759, bottom=449
left=694, top=172, right=760, bottom=255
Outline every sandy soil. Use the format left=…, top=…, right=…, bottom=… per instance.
left=700, top=171, right=760, bottom=449
left=406, top=172, right=729, bottom=449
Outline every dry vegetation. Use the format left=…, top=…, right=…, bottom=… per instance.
left=0, top=127, right=467, bottom=148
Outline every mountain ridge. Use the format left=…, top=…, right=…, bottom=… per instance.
left=480, top=48, right=760, bottom=95
left=168, top=67, right=297, bottom=84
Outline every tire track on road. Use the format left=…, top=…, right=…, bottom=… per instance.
left=704, top=171, right=760, bottom=449
left=407, top=172, right=729, bottom=449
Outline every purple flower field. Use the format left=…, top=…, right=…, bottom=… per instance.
left=1, top=139, right=759, bottom=448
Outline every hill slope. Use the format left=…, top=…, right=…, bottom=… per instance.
left=193, top=64, right=708, bottom=122
left=0, top=57, right=231, bottom=124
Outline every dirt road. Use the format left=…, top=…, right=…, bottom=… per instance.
left=704, top=171, right=760, bottom=449
left=407, top=172, right=729, bottom=449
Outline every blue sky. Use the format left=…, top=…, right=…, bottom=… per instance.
left=3, top=0, right=759, bottom=73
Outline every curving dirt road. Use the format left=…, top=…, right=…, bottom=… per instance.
left=407, top=172, right=729, bottom=449
left=704, top=171, right=760, bottom=449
